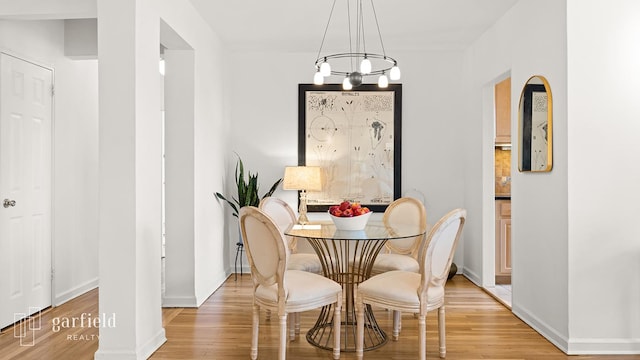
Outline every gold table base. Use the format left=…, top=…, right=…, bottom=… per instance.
left=304, top=237, right=389, bottom=352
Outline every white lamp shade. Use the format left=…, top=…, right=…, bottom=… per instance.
left=360, top=57, right=372, bottom=74
left=313, top=71, right=324, bottom=85
left=342, top=77, right=352, bottom=90
left=320, top=61, right=331, bottom=76
left=390, top=65, right=401, bottom=80
left=378, top=74, right=389, bottom=88
left=283, top=166, right=323, bottom=191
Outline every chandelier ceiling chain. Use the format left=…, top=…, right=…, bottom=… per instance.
left=315, top=0, right=337, bottom=63
left=313, top=0, right=401, bottom=90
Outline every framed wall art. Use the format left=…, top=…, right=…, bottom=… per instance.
left=298, top=83, right=402, bottom=212
left=518, top=75, right=552, bottom=172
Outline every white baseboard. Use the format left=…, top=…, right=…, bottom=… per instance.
left=162, top=270, right=230, bottom=308
left=54, top=277, right=99, bottom=306
left=138, top=328, right=167, bottom=359
left=567, top=338, right=640, bottom=354
left=461, top=266, right=481, bottom=286
left=94, top=349, right=138, bottom=360
left=94, top=328, right=167, bottom=360
left=194, top=270, right=229, bottom=307
left=162, top=295, right=198, bottom=308
left=512, top=303, right=569, bottom=353
left=513, top=303, right=640, bottom=354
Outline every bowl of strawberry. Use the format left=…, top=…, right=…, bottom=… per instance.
left=328, top=200, right=372, bottom=231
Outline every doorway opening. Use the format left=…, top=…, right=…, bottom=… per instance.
left=159, top=19, right=197, bottom=307
left=482, top=73, right=512, bottom=308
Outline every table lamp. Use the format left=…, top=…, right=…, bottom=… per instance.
left=283, top=166, right=322, bottom=224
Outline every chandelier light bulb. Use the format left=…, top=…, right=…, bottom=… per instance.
left=378, top=73, right=389, bottom=88
left=390, top=65, right=401, bottom=80
left=342, top=76, right=353, bottom=90
left=360, top=57, right=372, bottom=74
left=313, top=71, right=324, bottom=85
left=320, top=61, right=331, bottom=77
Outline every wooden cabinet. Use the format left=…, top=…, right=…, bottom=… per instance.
left=495, top=77, right=511, bottom=144
left=495, top=200, right=511, bottom=284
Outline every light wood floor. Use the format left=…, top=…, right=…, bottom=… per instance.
left=1, top=274, right=638, bottom=360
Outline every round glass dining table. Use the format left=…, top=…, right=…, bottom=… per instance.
left=285, top=220, right=426, bottom=352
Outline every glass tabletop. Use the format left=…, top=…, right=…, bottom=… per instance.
left=285, top=220, right=425, bottom=240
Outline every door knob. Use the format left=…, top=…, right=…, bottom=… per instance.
left=3, top=199, right=16, bottom=208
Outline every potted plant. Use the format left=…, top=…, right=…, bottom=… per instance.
left=216, top=155, right=282, bottom=279
left=215, top=155, right=282, bottom=218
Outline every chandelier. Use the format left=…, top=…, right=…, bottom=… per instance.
left=313, top=0, right=401, bottom=90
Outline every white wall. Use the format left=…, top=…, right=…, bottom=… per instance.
left=225, top=49, right=468, bottom=271
left=464, top=0, right=569, bottom=350
left=0, top=19, right=99, bottom=306
left=465, top=0, right=640, bottom=354
left=0, top=0, right=95, bottom=19
left=566, top=0, right=640, bottom=353
left=0, top=0, right=228, bottom=357
left=95, top=0, right=229, bottom=357
left=153, top=0, right=229, bottom=306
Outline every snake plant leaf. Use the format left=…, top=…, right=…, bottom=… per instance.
left=215, top=155, right=283, bottom=218
left=264, top=177, right=283, bottom=198
left=214, top=192, right=240, bottom=218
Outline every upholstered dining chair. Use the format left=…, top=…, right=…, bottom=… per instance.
left=369, top=197, right=427, bottom=334
left=355, top=208, right=466, bottom=360
left=259, top=197, right=323, bottom=274
left=239, top=206, right=343, bottom=360
left=258, top=196, right=325, bottom=334
left=372, top=196, right=427, bottom=275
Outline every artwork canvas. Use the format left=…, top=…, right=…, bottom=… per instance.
left=519, top=81, right=552, bottom=172
left=298, top=84, right=402, bottom=212
left=530, top=91, right=548, bottom=170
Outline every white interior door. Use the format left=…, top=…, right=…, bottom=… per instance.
left=0, top=53, right=52, bottom=329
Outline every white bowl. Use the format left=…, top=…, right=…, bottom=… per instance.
left=329, top=211, right=373, bottom=231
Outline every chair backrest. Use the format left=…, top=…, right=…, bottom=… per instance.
left=239, top=206, right=289, bottom=290
left=382, top=197, right=427, bottom=258
left=258, top=197, right=298, bottom=252
left=418, top=208, right=466, bottom=299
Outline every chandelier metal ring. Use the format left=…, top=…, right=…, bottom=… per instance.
left=314, top=52, right=398, bottom=77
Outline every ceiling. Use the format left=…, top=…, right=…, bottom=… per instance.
left=188, top=0, right=518, bottom=53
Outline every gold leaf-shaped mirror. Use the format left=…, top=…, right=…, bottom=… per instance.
left=518, top=75, right=552, bottom=172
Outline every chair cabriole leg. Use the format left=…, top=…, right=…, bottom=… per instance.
left=251, top=304, right=259, bottom=360
left=279, top=313, right=287, bottom=360
left=333, top=291, right=342, bottom=359
left=438, top=306, right=446, bottom=358
left=392, top=310, right=401, bottom=340
left=356, top=296, right=364, bottom=359
left=418, top=314, right=426, bottom=360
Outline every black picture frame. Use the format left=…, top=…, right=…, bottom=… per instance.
left=297, top=83, right=402, bottom=213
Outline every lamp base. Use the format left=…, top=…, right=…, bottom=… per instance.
left=298, top=190, right=310, bottom=225
left=297, top=213, right=310, bottom=225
